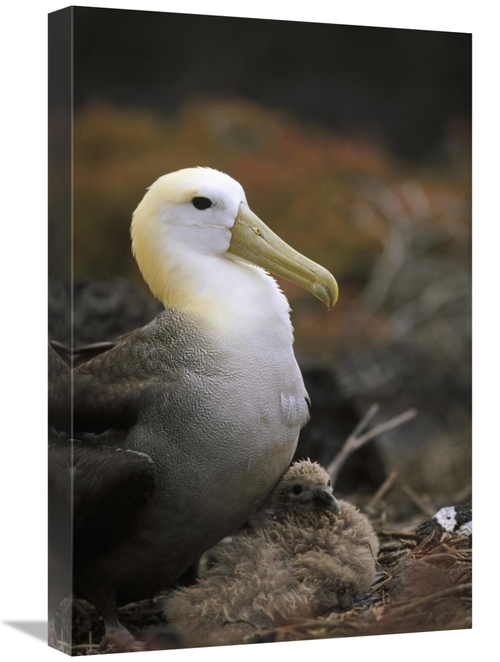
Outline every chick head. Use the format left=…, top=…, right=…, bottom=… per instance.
left=271, top=460, right=341, bottom=521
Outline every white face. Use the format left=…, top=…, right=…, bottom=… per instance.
left=142, top=167, right=248, bottom=260
left=130, top=166, right=288, bottom=327
left=130, top=166, right=336, bottom=325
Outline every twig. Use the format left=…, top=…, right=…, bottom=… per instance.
left=349, top=403, right=380, bottom=437
left=401, top=484, right=436, bottom=518
left=392, top=275, right=469, bottom=339
left=411, top=530, right=436, bottom=555
left=387, top=583, right=472, bottom=616
left=355, top=408, right=417, bottom=447
left=327, top=406, right=417, bottom=487
left=71, top=643, right=100, bottom=651
left=326, top=404, right=379, bottom=484
left=365, top=471, right=398, bottom=513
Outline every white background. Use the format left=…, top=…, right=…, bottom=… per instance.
left=1, top=1, right=495, bottom=660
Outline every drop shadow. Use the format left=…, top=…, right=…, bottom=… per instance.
left=3, top=621, right=47, bottom=642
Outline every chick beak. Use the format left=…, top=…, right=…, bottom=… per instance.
left=312, top=486, right=341, bottom=515
left=228, top=203, right=339, bottom=309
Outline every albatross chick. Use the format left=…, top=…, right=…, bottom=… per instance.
left=163, top=460, right=379, bottom=645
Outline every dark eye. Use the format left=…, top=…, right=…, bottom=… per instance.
left=292, top=484, right=303, bottom=495
left=327, top=480, right=331, bottom=488
left=192, top=197, right=212, bottom=210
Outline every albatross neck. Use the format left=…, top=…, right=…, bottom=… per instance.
left=151, top=254, right=294, bottom=343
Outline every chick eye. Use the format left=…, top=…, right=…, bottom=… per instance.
left=327, top=480, right=331, bottom=488
left=292, top=484, right=303, bottom=495
left=192, top=197, right=212, bottom=210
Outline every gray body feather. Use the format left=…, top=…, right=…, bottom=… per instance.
left=71, top=308, right=310, bottom=612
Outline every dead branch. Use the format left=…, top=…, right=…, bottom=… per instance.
left=387, top=583, right=472, bottom=616
left=391, top=275, right=469, bottom=339
left=327, top=406, right=417, bottom=488
left=365, top=470, right=398, bottom=514
left=401, top=484, right=436, bottom=518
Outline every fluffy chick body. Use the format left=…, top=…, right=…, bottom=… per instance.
left=164, top=460, right=379, bottom=645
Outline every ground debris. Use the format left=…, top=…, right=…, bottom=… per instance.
left=58, top=502, right=471, bottom=654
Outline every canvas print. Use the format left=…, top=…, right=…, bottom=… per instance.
left=48, top=7, right=472, bottom=655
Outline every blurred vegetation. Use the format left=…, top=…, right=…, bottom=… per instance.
left=73, top=97, right=470, bottom=360
left=73, top=98, right=388, bottom=283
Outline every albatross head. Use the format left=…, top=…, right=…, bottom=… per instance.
left=131, top=167, right=338, bottom=326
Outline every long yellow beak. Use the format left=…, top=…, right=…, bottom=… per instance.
left=228, top=204, right=339, bottom=309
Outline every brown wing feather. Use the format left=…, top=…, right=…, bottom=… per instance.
left=72, top=328, right=148, bottom=432
left=71, top=311, right=184, bottom=433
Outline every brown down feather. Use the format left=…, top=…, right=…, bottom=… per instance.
left=163, top=460, right=379, bottom=645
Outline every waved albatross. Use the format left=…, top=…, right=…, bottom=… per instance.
left=64, top=167, right=338, bottom=643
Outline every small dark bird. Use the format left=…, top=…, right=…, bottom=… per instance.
left=163, top=460, right=379, bottom=645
